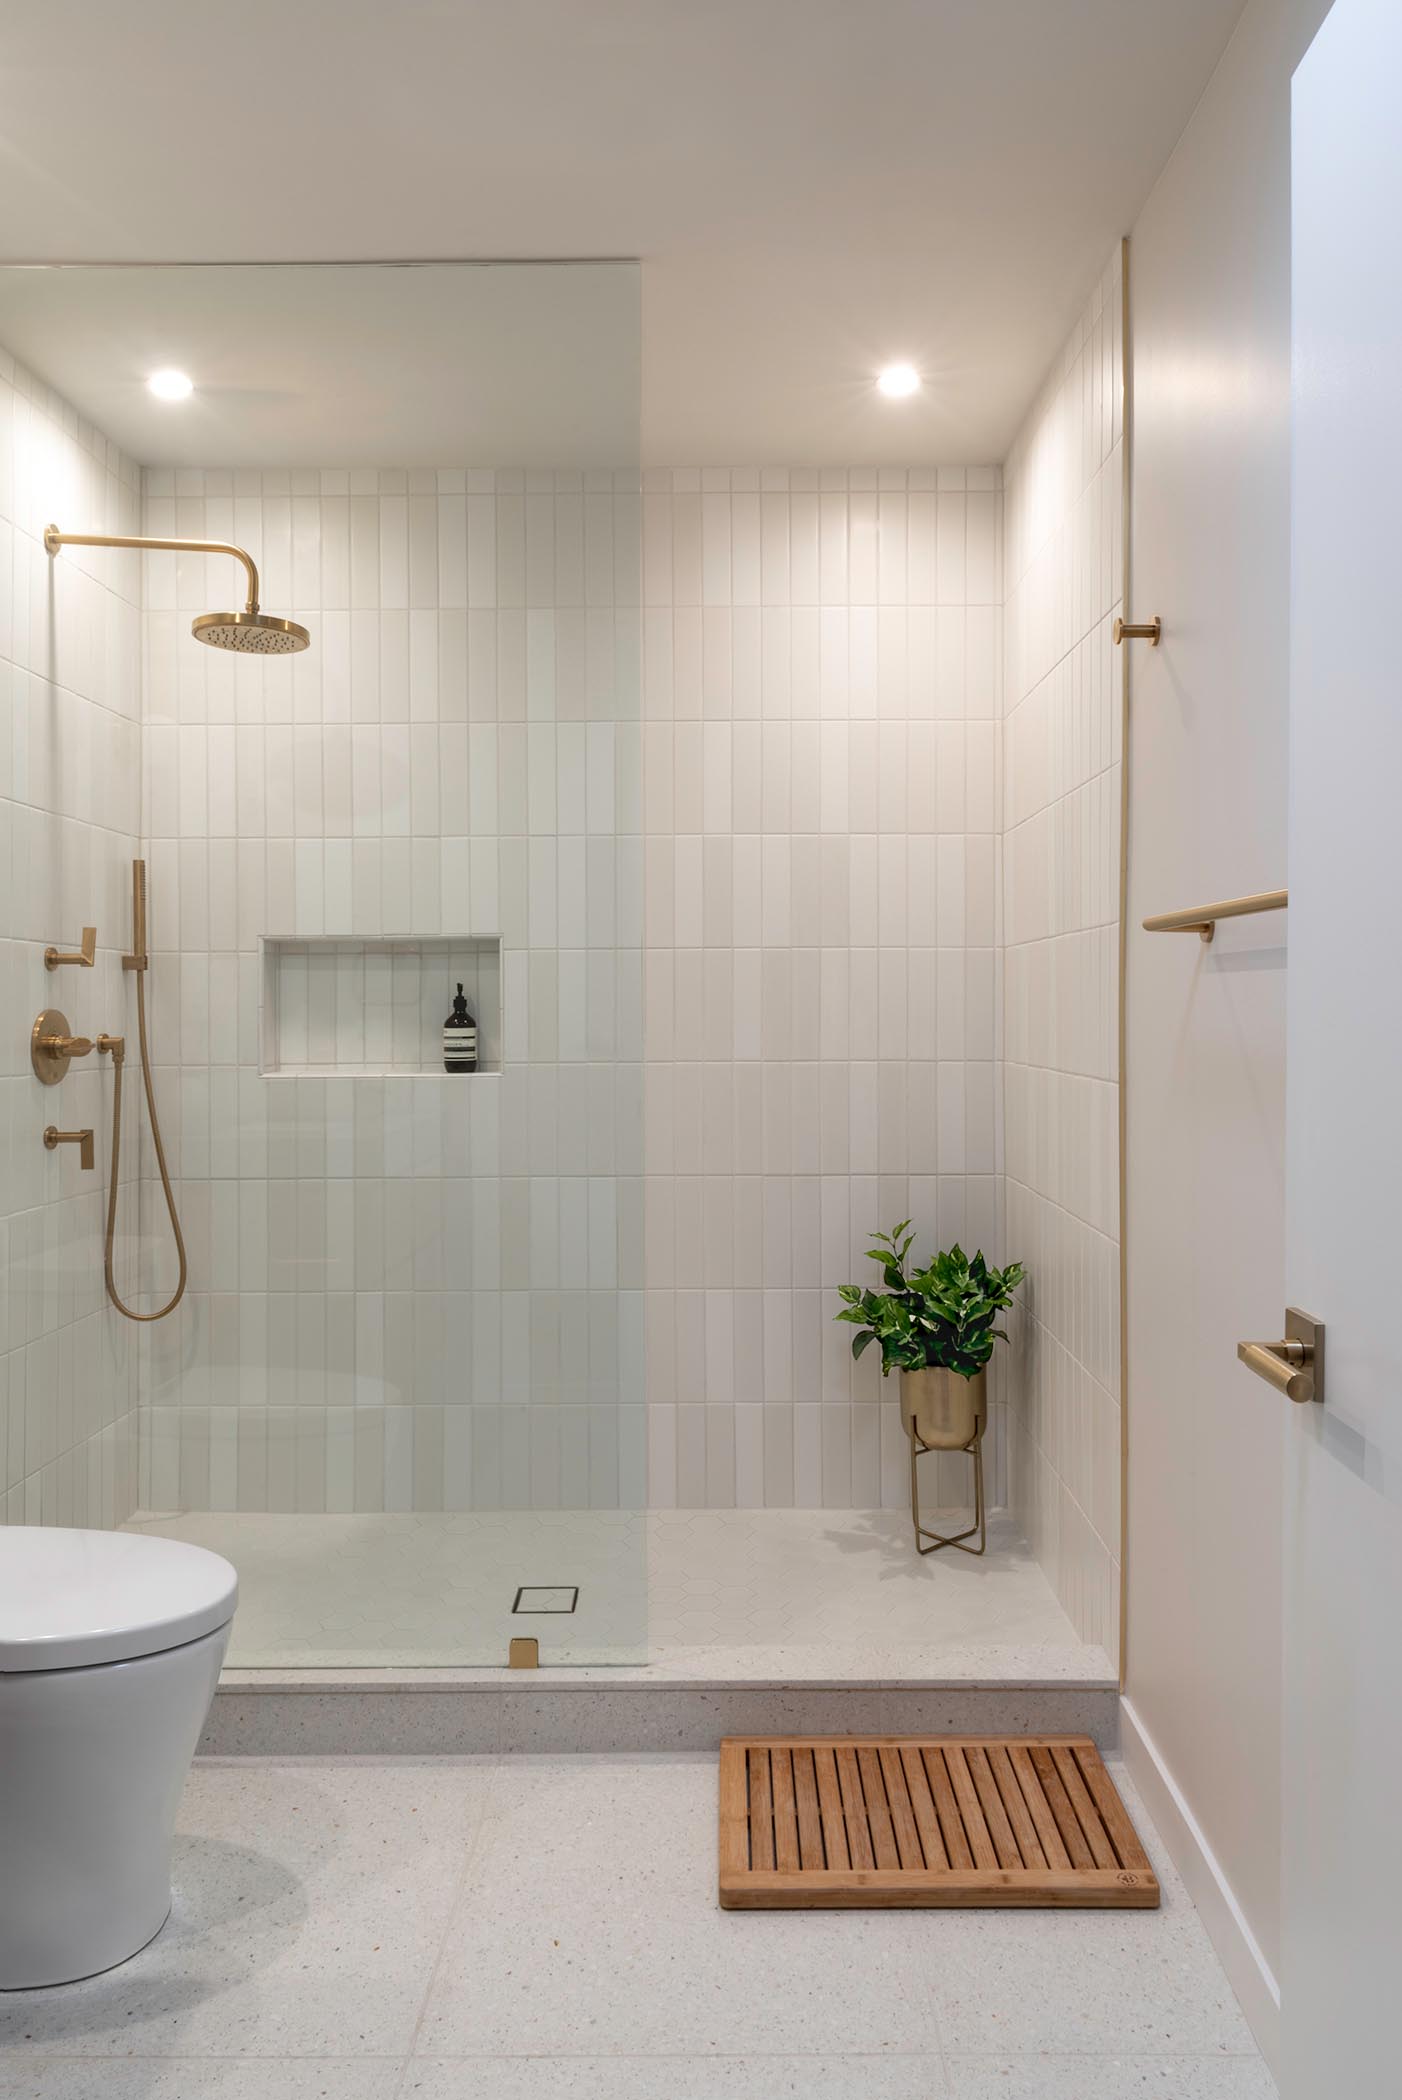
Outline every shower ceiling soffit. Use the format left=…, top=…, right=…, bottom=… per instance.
left=0, top=0, right=1250, bottom=463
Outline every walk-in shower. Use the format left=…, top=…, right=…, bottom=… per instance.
left=4, top=258, right=1112, bottom=1685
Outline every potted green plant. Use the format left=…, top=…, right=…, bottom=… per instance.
left=835, top=1225, right=1026, bottom=1450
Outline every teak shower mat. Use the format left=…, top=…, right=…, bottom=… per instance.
left=719, top=1735, right=1159, bottom=1909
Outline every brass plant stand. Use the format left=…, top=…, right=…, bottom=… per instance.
left=908, top=1421, right=986, bottom=1557
left=898, top=1366, right=988, bottom=1556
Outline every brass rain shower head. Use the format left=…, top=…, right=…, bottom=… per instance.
left=44, top=525, right=311, bottom=655
left=191, top=609, right=309, bottom=654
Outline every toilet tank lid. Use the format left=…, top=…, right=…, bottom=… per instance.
left=0, top=1527, right=237, bottom=1672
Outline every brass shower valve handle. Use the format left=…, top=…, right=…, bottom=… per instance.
left=44, top=926, right=97, bottom=971
left=31, top=1010, right=95, bottom=1085
left=44, top=1127, right=95, bottom=1171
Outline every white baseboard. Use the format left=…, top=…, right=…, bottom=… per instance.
left=1118, top=1695, right=1280, bottom=2074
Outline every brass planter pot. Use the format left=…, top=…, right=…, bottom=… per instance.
left=899, top=1365, right=987, bottom=1556
left=899, top=1366, right=985, bottom=1450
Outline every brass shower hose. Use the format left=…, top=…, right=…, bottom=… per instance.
left=102, top=965, right=187, bottom=1322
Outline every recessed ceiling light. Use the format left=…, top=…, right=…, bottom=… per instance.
left=147, top=368, right=194, bottom=402
left=877, top=363, right=920, bottom=399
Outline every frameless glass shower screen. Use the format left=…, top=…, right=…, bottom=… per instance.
left=0, top=260, right=644, bottom=1663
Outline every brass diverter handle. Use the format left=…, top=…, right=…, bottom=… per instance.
left=1237, top=1308, right=1324, bottom=1405
left=31, top=1009, right=95, bottom=1086
left=44, top=925, right=96, bottom=971
left=44, top=1126, right=95, bottom=1171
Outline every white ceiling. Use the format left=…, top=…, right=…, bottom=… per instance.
left=0, top=265, right=640, bottom=468
left=0, top=0, right=1247, bottom=464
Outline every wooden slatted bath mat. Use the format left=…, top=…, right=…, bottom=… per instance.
left=718, top=1735, right=1159, bottom=1910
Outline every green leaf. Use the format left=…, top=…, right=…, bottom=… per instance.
left=833, top=1226, right=1027, bottom=1372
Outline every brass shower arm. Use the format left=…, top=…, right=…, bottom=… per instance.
left=43, top=526, right=261, bottom=614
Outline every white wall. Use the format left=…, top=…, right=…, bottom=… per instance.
left=0, top=348, right=143, bottom=1525
left=1001, top=253, right=1124, bottom=1654
left=640, top=467, right=1003, bottom=1510
left=1122, top=0, right=1332, bottom=2060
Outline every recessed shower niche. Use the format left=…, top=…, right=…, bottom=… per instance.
left=259, top=936, right=502, bottom=1078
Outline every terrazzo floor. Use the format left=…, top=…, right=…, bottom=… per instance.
left=124, top=1507, right=1109, bottom=1679
left=0, top=1753, right=1277, bottom=2098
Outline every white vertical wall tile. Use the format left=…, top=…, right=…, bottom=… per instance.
left=643, top=470, right=1004, bottom=1511
left=1001, top=250, right=1123, bottom=1648
left=20, top=397, right=1096, bottom=1553
left=131, top=464, right=643, bottom=1521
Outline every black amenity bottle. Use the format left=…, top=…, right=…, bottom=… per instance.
left=442, top=982, right=478, bottom=1073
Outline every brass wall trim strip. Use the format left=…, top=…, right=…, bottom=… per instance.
left=1116, top=234, right=1132, bottom=1692
left=1142, top=888, right=1287, bottom=943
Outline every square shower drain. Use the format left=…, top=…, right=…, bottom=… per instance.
left=512, top=1585, right=579, bottom=1614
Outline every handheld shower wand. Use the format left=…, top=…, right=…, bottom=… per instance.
left=100, top=860, right=187, bottom=1323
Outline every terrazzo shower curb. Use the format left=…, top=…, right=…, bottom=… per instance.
left=199, top=1675, right=1119, bottom=1756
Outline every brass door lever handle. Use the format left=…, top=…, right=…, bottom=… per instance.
left=1237, top=1340, right=1313, bottom=1402
left=45, top=926, right=97, bottom=970
left=44, top=1126, right=95, bottom=1171
left=1237, top=1308, right=1324, bottom=1404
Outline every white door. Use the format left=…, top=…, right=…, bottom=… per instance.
left=1284, top=3, right=1402, bottom=2090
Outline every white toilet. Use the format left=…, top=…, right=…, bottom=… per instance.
left=0, top=1527, right=237, bottom=1989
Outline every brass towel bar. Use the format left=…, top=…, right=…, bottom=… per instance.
left=1142, top=888, right=1287, bottom=944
